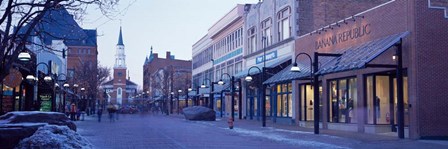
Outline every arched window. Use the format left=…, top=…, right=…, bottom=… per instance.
left=261, top=18, right=272, bottom=48
left=277, top=7, right=291, bottom=41
left=118, top=88, right=122, bottom=95
left=247, top=27, right=256, bottom=54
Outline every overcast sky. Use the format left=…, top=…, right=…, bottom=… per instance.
left=81, top=0, right=258, bottom=90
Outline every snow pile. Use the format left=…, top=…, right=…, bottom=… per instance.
left=15, top=125, right=93, bottom=149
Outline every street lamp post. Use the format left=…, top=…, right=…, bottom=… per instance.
left=187, top=87, right=192, bottom=107
left=218, top=73, right=235, bottom=125
left=170, top=91, right=174, bottom=114
left=237, top=80, right=242, bottom=120
left=177, top=89, right=182, bottom=114
left=196, top=85, right=200, bottom=106
left=80, top=87, right=85, bottom=110
left=63, top=83, right=69, bottom=112
left=73, top=83, right=79, bottom=105
left=291, top=52, right=342, bottom=134
left=245, top=66, right=265, bottom=127
left=201, top=78, right=215, bottom=109
left=242, top=36, right=268, bottom=127
left=54, top=73, right=68, bottom=112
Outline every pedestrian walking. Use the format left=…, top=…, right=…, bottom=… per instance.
left=97, top=107, right=103, bottom=122
left=70, top=103, right=77, bottom=121
left=115, top=104, right=119, bottom=120
left=107, top=104, right=115, bottom=122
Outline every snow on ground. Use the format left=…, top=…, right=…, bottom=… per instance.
left=226, top=127, right=349, bottom=149
left=265, top=127, right=342, bottom=139
left=15, top=125, right=93, bottom=149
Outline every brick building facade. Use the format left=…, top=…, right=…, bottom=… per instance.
left=237, top=0, right=385, bottom=124
left=264, top=0, right=448, bottom=139
left=143, top=49, right=192, bottom=99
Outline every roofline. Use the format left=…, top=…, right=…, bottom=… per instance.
left=192, top=34, right=209, bottom=47
left=209, top=16, right=243, bottom=39
left=208, top=4, right=244, bottom=31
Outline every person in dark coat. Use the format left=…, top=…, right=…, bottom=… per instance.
left=97, top=107, right=103, bottom=122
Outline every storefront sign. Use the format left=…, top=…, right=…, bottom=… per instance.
left=256, top=51, right=277, bottom=64
left=315, top=24, right=371, bottom=50
left=40, top=95, right=52, bottom=112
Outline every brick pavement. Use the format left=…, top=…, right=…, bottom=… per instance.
left=75, top=113, right=448, bottom=149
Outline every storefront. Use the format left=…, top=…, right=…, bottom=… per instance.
left=270, top=82, right=293, bottom=123
left=238, top=42, right=292, bottom=121
left=264, top=0, right=448, bottom=139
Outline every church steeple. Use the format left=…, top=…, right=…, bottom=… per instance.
left=115, top=26, right=126, bottom=68
left=117, top=26, right=124, bottom=46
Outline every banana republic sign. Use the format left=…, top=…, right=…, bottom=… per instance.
left=315, top=24, right=371, bottom=50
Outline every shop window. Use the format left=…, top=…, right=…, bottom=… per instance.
left=394, top=77, right=409, bottom=126
left=277, top=85, right=282, bottom=116
left=367, top=76, right=374, bottom=124
left=265, top=88, right=271, bottom=117
left=329, top=78, right=357, bottom=123
left=227, top=64, right=233, bottom=76
left=276, top=82, right=292, bottom=117
left=234, top=61, right=242, bottom=74
left=288, top=92, right=292, bottom=117
left=366, top=75, right=390, bottom=125
left=366, top=75, right=408, bottom=126
left=254, top=94, right=258, bottom=117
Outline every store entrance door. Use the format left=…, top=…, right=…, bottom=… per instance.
left=366, top=73, right=409, bottom=132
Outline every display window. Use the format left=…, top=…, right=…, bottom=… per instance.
left=329, top=78, right=357, bottom=123
left=366, top=74, right=409, bottom=126
left=275, top=82, right=292, bottom=117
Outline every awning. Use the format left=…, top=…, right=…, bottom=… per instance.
left=263, top=63, right=311, bottom=85
left=317, top=32, right=409, bottom=75
left=234, top=56, right=291, bottom=79
left=263, top=31, right=409, bottom=85
left=212, top=83, right=231, bottom=94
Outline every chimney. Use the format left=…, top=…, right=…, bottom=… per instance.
left=153, top=53, right=158, bottom=59
left=166, top=51, right=171, bottom=59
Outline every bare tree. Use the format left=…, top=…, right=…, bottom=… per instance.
left=74, top=61, right=109, bottom=112
left=97, top=64, right=111, bottom=88
left=0, top=0, right=118, bottom=82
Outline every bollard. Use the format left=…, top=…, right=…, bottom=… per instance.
left=228, top=117, right=234, bottom=129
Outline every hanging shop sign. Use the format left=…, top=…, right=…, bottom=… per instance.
left=315, top=23, right=371, bottom=50
left=40, top=94, right=52, bottom=112
left=3, top=69, right=23, bottom=87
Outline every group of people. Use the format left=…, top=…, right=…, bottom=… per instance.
left=65, top=103, right=83, bottom=121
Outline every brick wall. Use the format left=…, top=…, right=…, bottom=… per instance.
left=414, top=0, right=448, bottom=138
left=143, top=53, right=192, bottom=93
left=294, top=0, right=448, bottom=138
left=297, top=0, right=390, bottom=36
